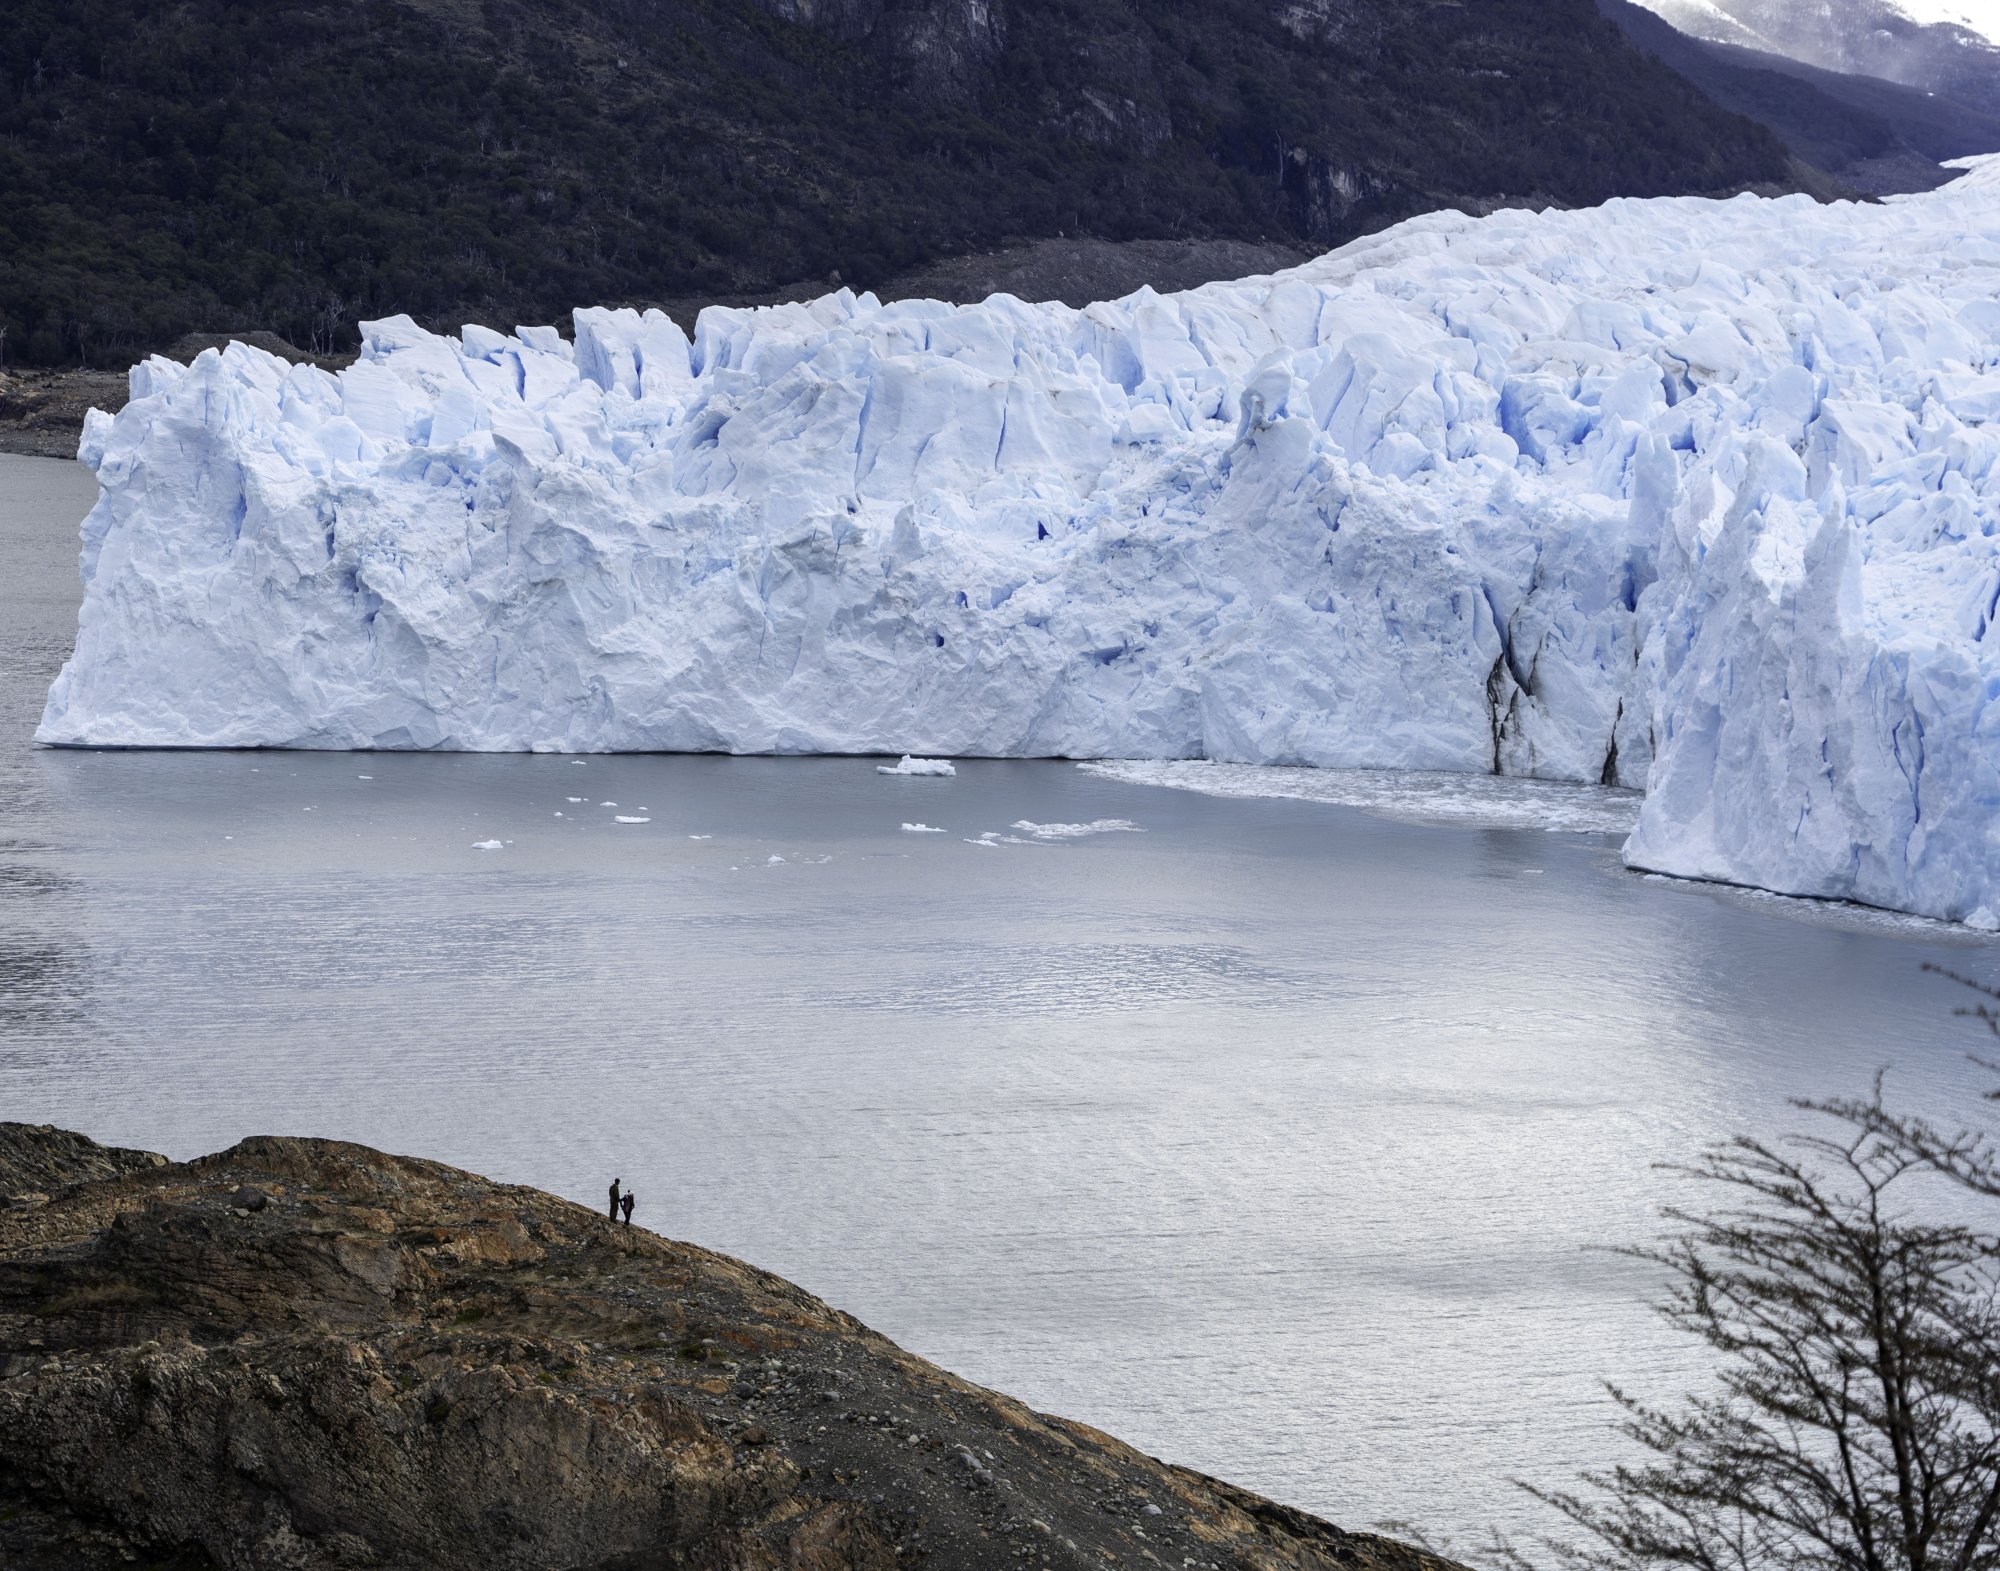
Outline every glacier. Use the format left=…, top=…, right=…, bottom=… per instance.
left=37, top=158, right=2000, bottom=924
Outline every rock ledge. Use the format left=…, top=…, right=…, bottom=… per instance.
left=0, top=1124, right=1462, bottom=1571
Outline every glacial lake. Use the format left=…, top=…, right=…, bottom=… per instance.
left=4, top=448, right=1996, bottom=1552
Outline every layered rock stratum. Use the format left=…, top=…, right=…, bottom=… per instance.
left=0, top=1123, right=1459, bottom=1571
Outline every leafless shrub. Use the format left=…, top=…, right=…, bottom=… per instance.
left=1512, top=973, right=2000, bottom=1571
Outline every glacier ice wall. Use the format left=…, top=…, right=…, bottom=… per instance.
left=38, top=160, right=2000, bottom=922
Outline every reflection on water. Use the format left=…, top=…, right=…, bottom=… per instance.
left=833, top=938, right=1338, bottom=1016
left=2, top=453, right=1996, bottom=1547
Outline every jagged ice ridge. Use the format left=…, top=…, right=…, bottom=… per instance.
left=39, top=160, right=2000, bottom=924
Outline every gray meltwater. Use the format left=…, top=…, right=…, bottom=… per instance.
left=4, top=451, right=1995, bottom=1550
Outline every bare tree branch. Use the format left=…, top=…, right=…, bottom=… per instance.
left=1514, top=969, right=2000, bottom=1571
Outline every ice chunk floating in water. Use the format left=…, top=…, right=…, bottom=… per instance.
left=38, top=159, right=2000, bottom=922
left=878, top=757, right=957, bottom=777
left=1012, top=819, right=1143, bottom=840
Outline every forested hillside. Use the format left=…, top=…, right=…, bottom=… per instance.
left=0, top=0, right=1800, bottom=368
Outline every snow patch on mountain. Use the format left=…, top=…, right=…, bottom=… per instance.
left=1634, top=0, right=2000, bottom=86
left=40, top=161, right=2000, bottom=923
left=1637, top=0, right=1780, bottom=51
left=1889, top=0, right=2000, bottom=39
left=1639, top=0, right=2000, bottom=48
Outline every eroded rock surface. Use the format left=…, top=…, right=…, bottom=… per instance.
left=0, top=1124, right=1462, bottom=1571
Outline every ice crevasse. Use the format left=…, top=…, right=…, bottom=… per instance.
left=38, top=158, right=2000, bottom=924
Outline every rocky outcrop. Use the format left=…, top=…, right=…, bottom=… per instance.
left=0, top=1125, right=1465, bottom=1571
left=0, top=1125, right=168, bottom=1199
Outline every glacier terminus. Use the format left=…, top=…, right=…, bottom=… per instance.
left=38, top=159, right=2000, bottom=926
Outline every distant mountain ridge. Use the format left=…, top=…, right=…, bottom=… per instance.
left=0, top=0, right=1803, bottom=369
left=1633, top=0, right=2000, bottom=105
left=1601, top=0, right=2000, bottom=192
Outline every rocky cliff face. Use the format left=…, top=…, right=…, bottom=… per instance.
left=751, top=0, right=1006, bottom=96
left=0, top=1124, right=1463, bottom=1571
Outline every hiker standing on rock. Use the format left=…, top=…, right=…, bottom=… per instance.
left=620, top=1191, right=635, bottom=1226
left=608, top=1177, right=621, bottom=1220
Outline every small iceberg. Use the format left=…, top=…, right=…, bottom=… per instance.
left=1011, top=819, right=1142, bottom=840
left=877, top=756, right=956, bottom=777
left=614, top=816, right=650, bottom=824
left=901, top=822, right=947, bottom=833
left=471, top=840, right=504, bottom=851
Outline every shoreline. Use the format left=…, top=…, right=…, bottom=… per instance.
left=0, top=368, right=124, bottom=459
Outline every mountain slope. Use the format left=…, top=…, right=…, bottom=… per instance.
left=1634, top=0, right=2000, bottom=104
left=0, top=1124, right=1467, bottom=1571
left=0, top=0, right=1802, bottom=369
left=1601, top=0, right=2000, bottom=191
